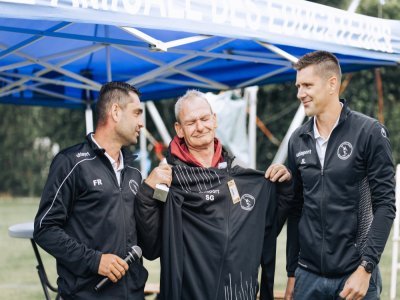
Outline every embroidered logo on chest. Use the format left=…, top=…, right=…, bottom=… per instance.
left=337, top=142, right=353, bottom=160
left=240, top=194, right=255, bottom=211
left=296, top=149, right=312, bottom=158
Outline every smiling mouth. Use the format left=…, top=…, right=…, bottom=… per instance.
left=194, top=133, right=209, bottom=138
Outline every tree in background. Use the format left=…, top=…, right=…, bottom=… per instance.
left=0, top=106, right=85, bottom=196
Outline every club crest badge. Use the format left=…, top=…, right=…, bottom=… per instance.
left=240, top=194, right=255, bottom=211
left=337, top=142, right=353, bottom=160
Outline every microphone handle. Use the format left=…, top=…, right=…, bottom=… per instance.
left=94, top=253, right=135, bottom=292
left=94, top=277, right=109, bottom=292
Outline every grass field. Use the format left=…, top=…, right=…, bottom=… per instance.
left=1, top=197, right=399, bottom=299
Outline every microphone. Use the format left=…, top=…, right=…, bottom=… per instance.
left=94, top=245, right=142, bottom=292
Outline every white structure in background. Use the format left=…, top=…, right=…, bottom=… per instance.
left=207, top=90, right=250, bottom=167
left=390, top=164, right=400, bottom=300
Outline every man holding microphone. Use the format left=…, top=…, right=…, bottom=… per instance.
left=34, top=82, right=171, bottom=299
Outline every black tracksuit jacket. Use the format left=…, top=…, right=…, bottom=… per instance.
left=287, top=99, right=396, bottom=277
left=135, top=148, right=292, bottom=300
left=34, top=134, right=148, bottom=299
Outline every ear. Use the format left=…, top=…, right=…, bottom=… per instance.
left=213, top=113, right=217, bottom=129
left=328, top=76, right=338, bottom=95
left=175, top=122, right=184, bottom=138
left=110, top=103, right=120, bottom=122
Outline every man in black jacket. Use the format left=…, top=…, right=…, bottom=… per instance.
left=135, top=90, right=292, bottom=300
left=284, top=51, right=396, bottom=300
left=33, top=82, right=171, bottom=299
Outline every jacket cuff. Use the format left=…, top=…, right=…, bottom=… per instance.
left=90, top=250, right=103, bottom=274
left=139, top=181, right=154, bottom=197
left=361, top=255, right=378, bottom=266
left=277, top=179, right=293, bottom=194
left=137, top=182, right=162, bottom=207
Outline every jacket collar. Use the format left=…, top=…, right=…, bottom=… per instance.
left=298, top=99, right=351, bottom=137
left=166, top=138, right=235, bottom=168
left=85, top=133, right=138, bottom=165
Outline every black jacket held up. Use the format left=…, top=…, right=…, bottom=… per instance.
left=135, top=147, right=292, bottom=300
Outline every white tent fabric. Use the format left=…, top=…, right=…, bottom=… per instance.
left=207, top=91, right=249, bottom=166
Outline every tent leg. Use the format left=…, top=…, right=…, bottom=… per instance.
left=272, top=104, right=305, bottom=164
left=85, top=104, right=94, bottom=134
left=146, top=101, right=172, bottom=145
left=245, top=86, right=258, bottom=169
left=390, top=164, right=400, bottom=300
left=140, top=103, right=148, bottom=177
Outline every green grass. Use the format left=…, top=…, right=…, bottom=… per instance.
left=1, top=198, right=399, bottom=299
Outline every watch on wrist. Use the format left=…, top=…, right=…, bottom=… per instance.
left=360, top=260, right=374, bottom=273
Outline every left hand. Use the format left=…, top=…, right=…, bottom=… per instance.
left=284, top=277, right=295, bottom=300
left=338, top=266, right=371, bottom=300
left=265, top=163, right=292, bottom=182
left=145, top=161, right=172, bottom=190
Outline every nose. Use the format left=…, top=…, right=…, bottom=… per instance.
left=138, top=115, right=144, bottom=129
left=195, top=119, right=205, bottom=131
left=297, top=86, right=306, bottom=100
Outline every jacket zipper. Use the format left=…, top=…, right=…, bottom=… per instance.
left=119, top=168, right=128, bottom=299
left=320, top=165, right=325, bottom=274
left=319, top=120, right=344, bottom=275
left=214, top=165, right=231, bottom=300
left=318, top=129, right=337, bottom=275
left=307, top=131, right=327, bottom=275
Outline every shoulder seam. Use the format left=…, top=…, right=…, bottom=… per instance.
left=126, top=165, right=143, bottom=178
left=39, top=156, right=97, bottom=228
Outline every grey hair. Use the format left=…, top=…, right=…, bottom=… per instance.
left=174, top=90, right=213, bottom=123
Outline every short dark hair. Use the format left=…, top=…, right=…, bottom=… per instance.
left=96, top=82, right=140, bottom=125
left=293, top=51, right=342, bottom=81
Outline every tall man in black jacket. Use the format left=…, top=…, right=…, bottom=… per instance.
left=284, top=51, right=396, bottom=300
left=33, top=82, right=171, bottom=299
left=135, top=90, right=292, bottom=300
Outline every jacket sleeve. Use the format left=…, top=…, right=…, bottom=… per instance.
left=276, top=180, right=295, bottom=234
left=285, top=137, right=304, bottom=277
left=260, top=183, right=278, bottom=300
left=362, top=122, right=396, bottom=265
left=135, top=182, right=163, bottom=260
left=33, top=153, right=102, bottom=276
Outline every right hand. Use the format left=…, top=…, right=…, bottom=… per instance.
left=145, top=159, right=172, bottom=189
left=284, top=277, right=295, bottom=300
left=265, top=163, right=292, bottom=182
left=98, top=254, right=129, bottom=283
